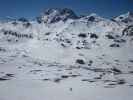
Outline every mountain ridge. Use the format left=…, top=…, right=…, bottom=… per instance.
left=0, top=8, right=132, bottom=25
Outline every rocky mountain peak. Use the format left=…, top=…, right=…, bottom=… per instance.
left=37, top=8, right=78, bottom=24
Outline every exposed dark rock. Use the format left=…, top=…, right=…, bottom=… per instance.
left=36, top=16, right=42, bottom=23
left=114, top=12, right=133, bottom=24
left=53, top=78, right=61, bottom=83
left=111, top=67, right=122, bottom=74
left=42, top=79, right=50, bottom=81
left=0, top=78, right=9, bottom=81
left=61, top=43, right=67, bottom=47
left=110, top=43, right=120, bottom=47
left=18, top=17, right=29, bottom=22
left=114, top=39, right=126, bottom=43
left=12, top=21, right=18, bottom=25
left=88, top=16, right=95, bottom=21
left=81, top=79, right=96, bottom=82
left=33, top=61, right=43, bottom=66
left=76, top=47, right=81, bottom=49
left=45, top=32, right=51, bottom=35
left=90, top=33, right=98, bottom=39
left=107, top=83, right=117, bottom=86
left=2, top=30, right=33, bottom=39
left=105, top=34, right=115, bottom=39
left=6, top=74, right=14, bottom=77
left=7, top=39, right=11, bottom=42
left=76, top=59, right=85, bottom=64
left=88, top=60, right=93, bottom=66
left=0, top=47, right=6, bottom=52
left=37, top=8, right=78, bottom=23
left=70, top=74, right=80, bottom=77
left=117, top=79, right=126, bottom=85
left=61, top=75, right=69, bottom=78
left=129, top=60, right=133, bottom=63
left=23, top=22, right=31, bottom=28
left=69, top=88, right=72, bottom=91
left=78, top=33, right=87, bottom=38
left=30, top=70, right=43, bottom=73
left=122, top=25, right=133, bottom=36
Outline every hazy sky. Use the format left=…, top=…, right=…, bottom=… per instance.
left=0, top=0, right=132, bottom=19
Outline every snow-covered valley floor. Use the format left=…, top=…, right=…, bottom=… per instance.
left=0, top=39, right=133, bottom=100
left=1, top=78, right=133, bottom=100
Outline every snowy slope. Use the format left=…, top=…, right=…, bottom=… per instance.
left=0, top=8, right=133, bottom=100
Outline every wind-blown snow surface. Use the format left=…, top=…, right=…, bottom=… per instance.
left=0, top=9, right=133, bottom=100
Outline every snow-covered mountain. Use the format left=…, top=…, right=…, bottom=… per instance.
left=114, top=11, right=133, bottom=25
left=0, top=8, right=133, bottom=100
